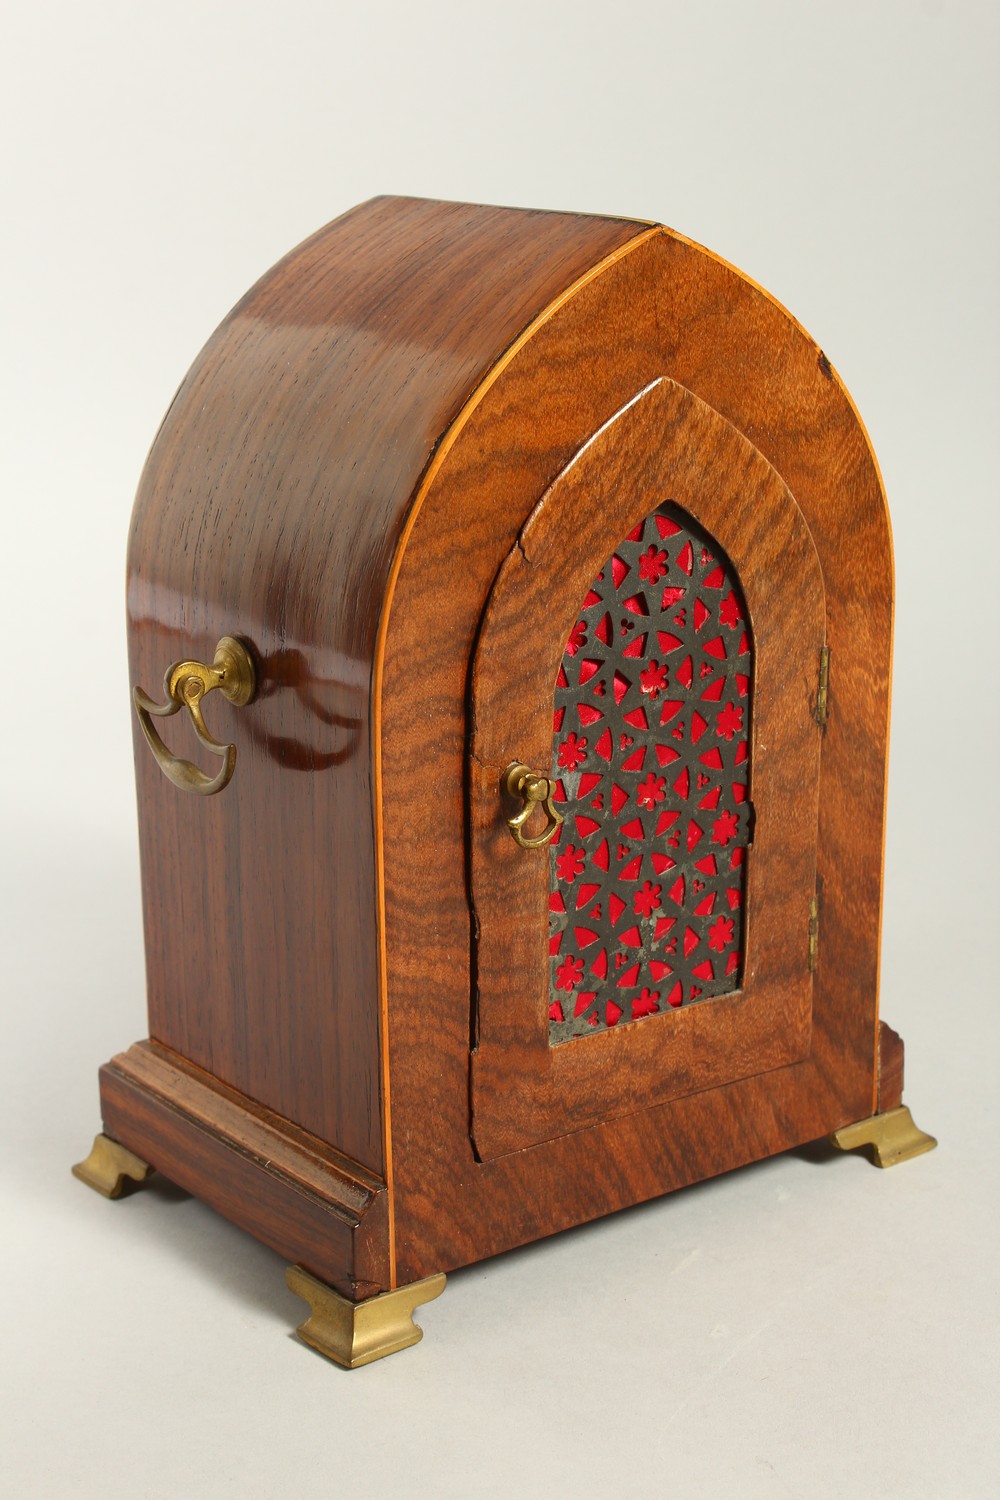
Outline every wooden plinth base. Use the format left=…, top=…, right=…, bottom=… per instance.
left=90, top=1040, right=391, bottom=1300
left=73, top=1021, right=935, bottom=1354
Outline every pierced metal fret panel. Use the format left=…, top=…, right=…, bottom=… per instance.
left=548, top=501, right=753, bottom=1044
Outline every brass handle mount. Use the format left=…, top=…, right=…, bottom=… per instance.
left=133, top=635, right=256, bottom=796
left=502, top=762, right=564, bottom=849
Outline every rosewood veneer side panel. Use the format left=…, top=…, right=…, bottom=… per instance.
left=126, top=197, right=647, bottom=1174
left=381, top=227, right=893, bottom=1281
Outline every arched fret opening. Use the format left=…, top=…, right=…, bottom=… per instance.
left=547, top=502, right=753, bottom=1044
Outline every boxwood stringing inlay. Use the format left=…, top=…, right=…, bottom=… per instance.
left=548, top=501, right=754, bottom=1044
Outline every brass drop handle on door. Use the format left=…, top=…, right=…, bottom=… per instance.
left=133, top=636, right=257, bottom=796
left=502, top=762, right=564, bottom=849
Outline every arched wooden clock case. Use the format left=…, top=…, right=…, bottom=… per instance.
left=74, top=197, right=935, bottom=1368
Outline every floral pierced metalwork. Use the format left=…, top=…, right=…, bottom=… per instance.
left=548, top=502, right=753, bottom=1044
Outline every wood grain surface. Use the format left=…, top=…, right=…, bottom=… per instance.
left=101, top=198, right=898, bottom=1300
left=381, top=217, right=894, bottom=1284
left=877, top=1021, right=905, bottom=1114
left=468, top=376, right=826, bottom=1156
left=100, top=1042, right=389, bottom=1298
left=124, top=197, right=645, bottom=1186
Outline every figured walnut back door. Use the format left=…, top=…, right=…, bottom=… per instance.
left=469, top=378, right=826, bottom=1160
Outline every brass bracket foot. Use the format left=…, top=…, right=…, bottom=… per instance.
left=286, top=1265, right=446, bottom=1369
left=829, top=1105, right=937, bottom=1168
left=72, top=1133, right=154, bottom=1198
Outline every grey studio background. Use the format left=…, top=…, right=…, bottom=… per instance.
left=2, top=3, right=997, bottom=1498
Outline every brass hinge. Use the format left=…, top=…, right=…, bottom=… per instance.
left=808, top=896, right=820, bottom=972
left=815, top=646, right=830, bottom=728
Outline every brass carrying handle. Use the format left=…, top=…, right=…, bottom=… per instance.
left=502, top=762, right=565, bottom=849
left=133, top=636, right=256, bottom=796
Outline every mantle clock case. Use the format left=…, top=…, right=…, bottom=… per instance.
left=74, top=196, right=935, bottom=1369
